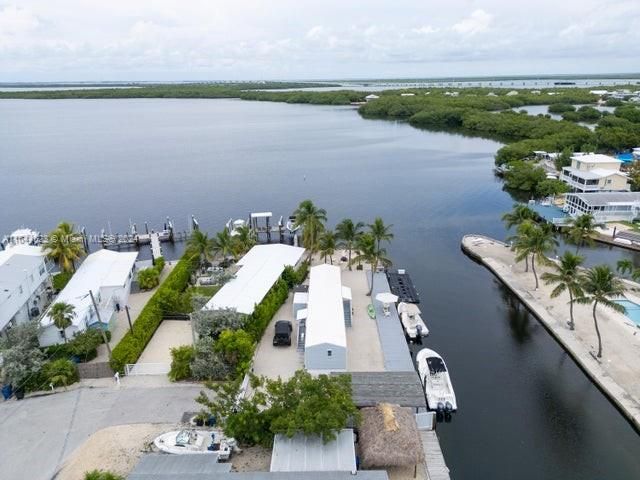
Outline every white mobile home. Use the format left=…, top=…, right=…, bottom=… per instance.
left=39, top=249, right=137, bottom=347
left=303, top=264, right=348, bottom=373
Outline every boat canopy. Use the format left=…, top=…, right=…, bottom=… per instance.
left=427, top=357, right=447, bottom=375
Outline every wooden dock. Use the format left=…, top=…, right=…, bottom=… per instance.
left=150, top=232, right=163, bottom=261
left=420, top=430, right=451, bottom=480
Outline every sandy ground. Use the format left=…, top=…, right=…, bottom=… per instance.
left=463, top=234, right=640, bottom=426
left=55, top=423, right=174, bottom=480
left=94, top=263, right=176, bottom=362
left=230, top=445, right=273, bottom=472
left=137, top=320, right=194, bottom=364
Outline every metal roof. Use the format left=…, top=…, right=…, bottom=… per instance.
left=270, top=429, right=356, bottom=472
left=305, top=264, right=347, bottom=348
left=204, top=244, right=305, bottom=315
left=571, top=153, right=622, bottom=164
left=568, top=192, right=640, bottom=205
left=333, top=371, right=426, bottom=408
left=129, top=472, right=388, bottom=480
left=130, top=454, right=231, bottom=476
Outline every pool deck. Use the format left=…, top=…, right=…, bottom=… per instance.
left=462, top=234, right=640, bottom=430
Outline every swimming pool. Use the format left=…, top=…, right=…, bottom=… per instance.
left=616, top=153, right=634, bottom=163
left=615, top=299, right=640, bottom=326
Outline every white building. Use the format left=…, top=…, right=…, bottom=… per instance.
left=302, top=264, right=349, bottom=373
left=204, top=244, right=305, bottom=315
left=560, top=153, right=629, bottom=193
left=0, top=246, right=51, bottom=338
left=564, top=192, right=640, bottom=223
left=39, top=249, right=137, bottom=347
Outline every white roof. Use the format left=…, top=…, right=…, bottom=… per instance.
left=41, top=249, right=137, bottom=327
left=250, top=212, right=272, bottom=218
left=365, top=94, right=379, bottom=99
left=341, top=286, right=352, bottom=301
left=204, top=244, right=305, bottom=315
left=293, top=291, right=308, bottom=305
left=572, top=153, right=621, bottom=164
left=305, top=264, right=347, bottom=348
left=0, top=247, right=46, bottom=306
left=270, top=429, right=356, bottom=472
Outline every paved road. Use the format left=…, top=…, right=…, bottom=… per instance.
left=0, top=382, right=203, bottom=480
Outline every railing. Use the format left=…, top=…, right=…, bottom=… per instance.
left=124, top=362, right=170, bottom=376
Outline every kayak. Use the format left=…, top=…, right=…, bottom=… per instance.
left=367, top=304, right=376, bottom=319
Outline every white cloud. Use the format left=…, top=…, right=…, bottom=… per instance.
left=452, top=9, right=493, bottom=35
left=412, top=25, right=439, bottom=35
left=0, top=5, right=40, bottom=35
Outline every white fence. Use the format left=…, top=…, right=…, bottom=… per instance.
left=124, top=362, right=170, bottom=376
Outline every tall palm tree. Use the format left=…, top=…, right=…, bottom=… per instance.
left=541, top=252, right=584, bottom=330
left=501, top=204, right=537, bottom=230
left=49, top=302, right=76, bottom=343
left=513, top=223, right=558, bottom=289
left=318, top=230, right=337, bottom=264
left=212, top=229, right=236, bottom=261
left=577, top=265, right=626, bottom=358
left=293, top=200, right=327, bottom=260
left=187, top=230, right=215, bottom=268
left=335, top=218, right=364, bottom=270
left=232, top=225, right=256, bottom=257
left=508, top=220, right=536, bottom=272
left=351, top=233, right=392, bottom=296
left=369, top=217, right=393, bottom=252
left=42, top=222, right=85, bottom=273
left=567, top=214, right=596, bottom=253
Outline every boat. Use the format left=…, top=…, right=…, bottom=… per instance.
left=226, top=218, right=247, bottom=237
left=397, top=302, right=428, bottom=339
left=367, top=304, right=376, bottom=319
left=286, top=215, right=300, bottom=233
left=633, top=147, right=640, bottom=161
left=416, top=348, right=457, bottom=413
left=1, top=228, right=41, bottom=250
left=153, top=429, right=236, bottom=459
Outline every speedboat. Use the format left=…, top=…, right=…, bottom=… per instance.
left=1, top=228, right=41, bottom=250
left=153, top=429, right=236, bottom=459
left=226, top=218, right=247, bottom=237
left=397, top=302, right=428, bottom=339
left=286, top=215, right=300, bottom=233
left=416, top=348, right=457, bottom=413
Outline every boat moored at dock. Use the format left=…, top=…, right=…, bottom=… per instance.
left=398, top=302, right=429, bottom=339
left=416, top=348, right=457, bottom=414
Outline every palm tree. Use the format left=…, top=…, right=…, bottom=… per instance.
left=212, top=229, right=236, bottom=261
left=616, top=259, right=640, bottom=281
left=508, top=220, right=536, bottom=272
left=577, top=265, right=626, bottom=358
left=49, top=302, right=76, bottom=343
left=318, top=230, right=337, bottom=264
left=232, top=225, right=256, bottom=257
left=541, top=252, right=584, bottom=330
left=501, top=204, right=537, bottom=230
left=293, top=200, right=327, bottom=260
left=351, top=233, right=392, bottom=296
left=368, top=217, right=393, bottom=252
left=567, top=214, right=596, bottom=253
left=42, top=221, right=85, bottom=273
left=513, top=223, right=558, bottom=289
left=187, top=230, right=215, bottom=268
left=335, top=218, right=364, bottom=270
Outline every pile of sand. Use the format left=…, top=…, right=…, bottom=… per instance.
left=56, top=423, right=175, bottom=480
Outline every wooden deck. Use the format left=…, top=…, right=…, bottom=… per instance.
left=150, top=232, right=163, bottom=261
left=420, top=430, right=451, bottom=480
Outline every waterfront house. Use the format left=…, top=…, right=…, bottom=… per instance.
left=204, top=244, right=305, bottom=315
left=0, top=246, right=51, bottom=338
left=560, top=153, right=629, bottom=193
left=301, top=264, right=349, bottom=373
left=39, top=249, right=137, bottom=347
left=564, top=192, right=640, bottom=223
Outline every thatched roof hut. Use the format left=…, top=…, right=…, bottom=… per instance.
left=358, top=403, right=425, bottom=469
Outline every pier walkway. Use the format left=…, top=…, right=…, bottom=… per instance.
left=420, top=430, right=451, bottom=480
left=369, top=271, right=415, bottom=372
left=150, top=232, right=162, bottom=261
left=462, top=234, right=640, bottom=429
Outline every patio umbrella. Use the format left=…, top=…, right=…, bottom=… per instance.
left=375, top=292, right=398, bottom=304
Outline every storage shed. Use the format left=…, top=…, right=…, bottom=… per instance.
left=304, top=264, right=347, bottom=373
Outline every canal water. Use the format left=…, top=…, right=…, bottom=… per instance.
left=1, top=98, right=640, bottom=479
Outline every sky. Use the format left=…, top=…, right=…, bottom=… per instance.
left=1, top=0, right=639, bottom=82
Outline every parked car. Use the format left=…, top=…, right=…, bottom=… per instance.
left=273, top=320, right=292, bottom=346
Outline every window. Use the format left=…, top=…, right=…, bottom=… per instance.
left=327, top=349, right=332, bottom=357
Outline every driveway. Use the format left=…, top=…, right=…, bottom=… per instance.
left=0, top=382, right=202, bottom=480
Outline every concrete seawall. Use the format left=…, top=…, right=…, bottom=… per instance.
left=461, top=234, right=640, bottom=431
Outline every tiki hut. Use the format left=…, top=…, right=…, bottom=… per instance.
left=358, top=403, right=424, bottom=469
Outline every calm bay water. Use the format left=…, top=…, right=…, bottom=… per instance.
left=1, top=98, right=640, bottom=479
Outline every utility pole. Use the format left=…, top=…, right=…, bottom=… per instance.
left=89, top=289, right=112, bottom=358
left=125, top=305, right=134, bottom=335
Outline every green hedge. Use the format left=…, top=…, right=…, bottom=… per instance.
left=52, top=272, right=73, bottom=291
left=110, top=249, right=198, bottom=372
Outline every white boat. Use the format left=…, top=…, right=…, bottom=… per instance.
left=153, top=429, right=236, bottom=459
left=1, top=228, right=41, bottom=250
left=226, top=218, right=247, bottom=237
left=286, top=215, right=299, bottom=233
left=397, top=302, right=428, bottom=339
left=416, top=348, right=457, bottom=413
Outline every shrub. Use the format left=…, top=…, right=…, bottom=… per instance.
left=67, top=329, right=104, bottom=362
left=548, top=103, right=575, bottom=114
left=169, top=345, right=195, bottom=381
left=137, top=268, right=160, bottom=290
left=215, top=329, right=255, bottom=378
left=52, top=272, right=73, bottom=291
left=84, top=470, right=124, bottom=480
left=154, top=256, right=165, bottom=273
left=246, top=278, right=289, bottom=342
left=190, top=337, right=232, bottom=381
left=42, top=359, right=79, bottom=388
left=192, top=308, right=246, bottom=339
